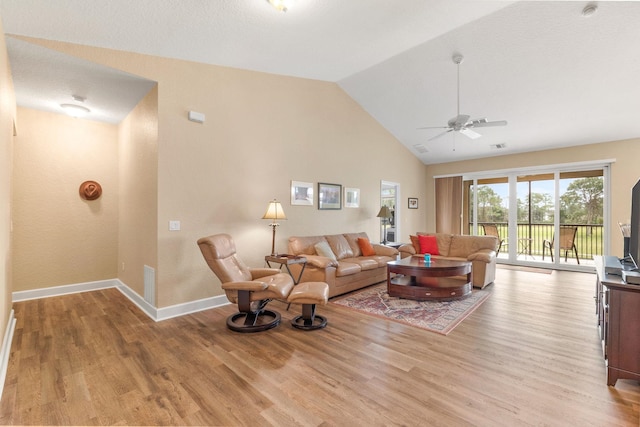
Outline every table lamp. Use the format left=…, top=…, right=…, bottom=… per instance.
left=377, top=206, right=392, bottom=244
left=263, top=199, right=287, bottom=256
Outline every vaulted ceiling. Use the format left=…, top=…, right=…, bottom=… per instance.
left=2, top=0, right=639, bottom=164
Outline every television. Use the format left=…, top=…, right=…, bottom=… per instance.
left=627, top=179, right=640, bottom=269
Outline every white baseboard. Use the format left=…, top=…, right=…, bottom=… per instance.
left=156, top=293, right=230, bottom=321
left=12, top=279, right=231, bottom=322
left=12, top=279, right=115, bottom=302
left=0, top=309, right=16, bottom=400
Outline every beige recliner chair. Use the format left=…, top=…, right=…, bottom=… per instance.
left=197, top=233, right=295, bottom=332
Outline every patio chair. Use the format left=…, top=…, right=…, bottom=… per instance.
left=542, top=226, right=580, bottom=264
left=482, top=224, right=507, bottom=255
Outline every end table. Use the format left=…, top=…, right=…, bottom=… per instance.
left=265, top=254, right=307, bottom=285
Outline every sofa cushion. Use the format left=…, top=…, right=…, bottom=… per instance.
left=418, top=232, right=452, bottom=256
left=357, top=237, right=376, bottom=256
left=344, top=232, right=369, bottom=256
left=335, top=261, right=361, bottom=276
left=370, top=255, right=396, bottom=267
left=289, top=235, right=329, bottom=255
left=418, top=235, right=440, bottom=255
left=341, top=257, right=379, bottom=271
left=326, top=234, right=354, bottom=260
left=449, top=235, right=498, bottom=258
left=314, top=241, right=337, bottom=262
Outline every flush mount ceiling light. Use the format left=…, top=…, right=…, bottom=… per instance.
left=266, top=0, right=292, bottom=12
left=61, top=94, right=91, bottom=118
left=582, top=3, right=598, bottom=17
left=60, top=103, right=91, bottom=118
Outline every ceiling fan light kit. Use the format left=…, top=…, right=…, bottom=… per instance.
left=418, top=53, right=507, bottom=143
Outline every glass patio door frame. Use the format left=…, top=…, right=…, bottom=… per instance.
left=466, top=161, right=611, bottom=271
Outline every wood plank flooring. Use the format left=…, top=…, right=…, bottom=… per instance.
left=0, top=268, right=639, bottom=426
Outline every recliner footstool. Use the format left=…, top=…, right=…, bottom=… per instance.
left=286, top=282, right=329, bottom=330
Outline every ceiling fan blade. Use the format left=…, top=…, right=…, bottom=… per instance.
left=417, top=125, right=449, bottom=130
left=459, top=128, right=482, bottom=140
left=427, top=129, right=453, bottom=141
left=472, top=120, right=508, bottom=128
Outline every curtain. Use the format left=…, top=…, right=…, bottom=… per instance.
left=435, top=176, right=462, bottom=234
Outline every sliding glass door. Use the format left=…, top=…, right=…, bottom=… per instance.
left=465, top=165, right=607, bottom=270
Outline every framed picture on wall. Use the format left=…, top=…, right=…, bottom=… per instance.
left=318, top=183, right=342, bottom=210
left=291, top=181, right=314, bottom=206
left=408, top=197, right=418, bottom=209
left=344, top=188, right=360, bottom=208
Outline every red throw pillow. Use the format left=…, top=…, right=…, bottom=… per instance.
left=357, top=237, right=376, bottom=256
left=418, top=235, right=440, bottom=255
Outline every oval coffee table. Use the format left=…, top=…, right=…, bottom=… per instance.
left=387, top=256, right=472, bottom=301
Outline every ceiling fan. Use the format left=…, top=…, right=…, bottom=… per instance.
left=418, top=54, right=507, bottom=142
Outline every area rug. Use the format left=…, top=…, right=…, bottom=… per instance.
left=331, top=283, right=490, bottom=335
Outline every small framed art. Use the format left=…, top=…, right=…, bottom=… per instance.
left=291, top=181, right=314, bottom=206
left=408, top=197, right=418, bottom=209
left=344, top=187, right=360, bottom=208
left=318, top=183, right=342, bottom=210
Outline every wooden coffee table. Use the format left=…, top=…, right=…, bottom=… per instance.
left=387, top=256, right=472, bottom=301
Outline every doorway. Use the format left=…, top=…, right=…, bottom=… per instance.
left=380, top=181, right=400, bottom=244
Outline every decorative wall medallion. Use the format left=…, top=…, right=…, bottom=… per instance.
left=79, top=180, right=102, bottom=200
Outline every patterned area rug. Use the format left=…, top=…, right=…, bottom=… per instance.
left=331, top=283, right=491, bottom=335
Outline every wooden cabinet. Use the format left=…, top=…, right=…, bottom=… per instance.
left=594, top=256, right=640, bottom=386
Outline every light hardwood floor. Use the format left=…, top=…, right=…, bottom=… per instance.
left=0, top=268, right=639, bottom=426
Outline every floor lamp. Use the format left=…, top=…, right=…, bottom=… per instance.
left=377, top=206, right=392, bottom=245
left=263, top=199, right=287, bottom=256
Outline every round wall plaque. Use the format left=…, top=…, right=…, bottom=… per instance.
left=79, top=180, right=102, bottom=200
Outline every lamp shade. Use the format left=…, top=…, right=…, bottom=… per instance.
left=376, top=206, right=392, bottom=219
left=263, top=200, right=287, bottom=220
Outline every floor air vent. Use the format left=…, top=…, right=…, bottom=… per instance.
left=144, top=265, right=155, bottom=305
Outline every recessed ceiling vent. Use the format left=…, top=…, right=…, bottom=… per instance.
left=413, top=144, right=428, bottom=153
left=491, top=143, right=507, bottom=149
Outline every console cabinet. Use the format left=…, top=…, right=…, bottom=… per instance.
left=594, top=256, right=640, bottom=386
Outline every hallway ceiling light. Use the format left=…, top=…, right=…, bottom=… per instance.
left=60, top=103, right=90, bottom=118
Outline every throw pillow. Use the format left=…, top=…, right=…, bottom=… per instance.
left=418, top=234, right=440, bottom=255
left=314, top=241, right=338, bottom=262
left=357, top=237, right=376, bottom=257
left=409, top=235, right=421, bottom=253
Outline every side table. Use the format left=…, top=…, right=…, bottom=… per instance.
left=265, top=254, right=307, bottom=285
left=385, top=242, right=406, bottom=249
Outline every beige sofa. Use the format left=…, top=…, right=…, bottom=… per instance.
left=398, top=232, right=499, bottom=289
left=287, top=232, right=398, bottom=298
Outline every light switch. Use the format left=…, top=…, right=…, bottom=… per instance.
left=169, top=220, right=181, bottom=231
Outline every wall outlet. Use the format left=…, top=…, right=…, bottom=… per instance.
left=169, top=220, right=181, bottom=231
left=121, top=262, right=125, bottom=271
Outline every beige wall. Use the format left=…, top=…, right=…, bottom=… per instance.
left=10, top=38, right=428, bottom=308
left=12, top=108, right=119, bottom=290
left=117, top=86, right=158, bottom=300
left=6, top=37, right=640, bottom=311
left=0, top=20, right=15, bottom=342
left=425, top=138, right=640, bottom=257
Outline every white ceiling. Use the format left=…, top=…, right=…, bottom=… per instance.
left=2, top=0, right=640, bottom=164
